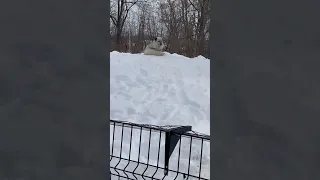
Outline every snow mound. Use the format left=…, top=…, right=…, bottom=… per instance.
left=110, top=51, right=210, bottom=179
left=110, top=51, right=210, bottom=134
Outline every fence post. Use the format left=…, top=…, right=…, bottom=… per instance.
left=164, top=126, right=192, bottom=176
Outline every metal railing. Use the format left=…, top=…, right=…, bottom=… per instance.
left=110, top=119, right=210, bottom=180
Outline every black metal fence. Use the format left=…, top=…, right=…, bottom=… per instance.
left=110, top=119, right=210, bottom=180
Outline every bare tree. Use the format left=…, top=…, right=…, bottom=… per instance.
left=110, top=0, right=140, bottom=50
left=158, top=0, right=182, bottom=53
left=189, top=0, right=210, bottom=55
left=110, top=0, right=210, bottom=57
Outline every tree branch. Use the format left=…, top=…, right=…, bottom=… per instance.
left=125, top=0, right=139, bottom=11
left=110, top=15, right=117, bottom=26
left=188, top=0, right=199, bottom=12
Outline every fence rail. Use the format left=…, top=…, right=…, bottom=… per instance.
left=110, top=119, right=210, bottom=180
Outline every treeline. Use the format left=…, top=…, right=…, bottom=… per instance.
left=110, top=0, right=210, bottom=58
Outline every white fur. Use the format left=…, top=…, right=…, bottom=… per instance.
left=143, top=37, right=165, bottom=56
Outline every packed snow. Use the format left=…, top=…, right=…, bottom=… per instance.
left=110, top=51, right=210, bottom=179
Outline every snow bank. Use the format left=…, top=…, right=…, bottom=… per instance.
left=110, top=51, right=210, bottom=134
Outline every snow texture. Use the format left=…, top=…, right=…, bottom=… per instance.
left=110, top=51, right=210, bottom=179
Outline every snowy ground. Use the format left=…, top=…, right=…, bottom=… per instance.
left=110, top=51, right=210, bottom=179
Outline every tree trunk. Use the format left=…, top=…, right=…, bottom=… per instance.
left=116, top=30, right=122, bottom=51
